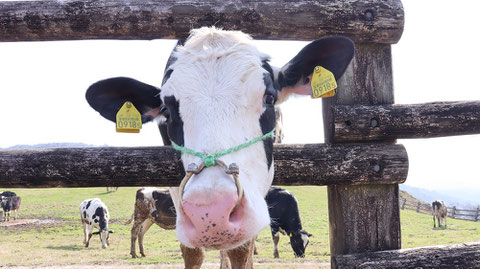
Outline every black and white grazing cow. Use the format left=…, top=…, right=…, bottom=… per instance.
left=432, top=200, right=448, bottom=228
left=266, top=186, right=312, bottom=258
left=125, top=187, right=177, bottom=258
left=86, top=27, right=354, bottom=268
left=1, top=194, right=21, bottom=222
left=80, top=198, right=113, bottom=248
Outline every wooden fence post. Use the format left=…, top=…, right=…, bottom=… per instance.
left=451, top=206, right=457, bottom=219
left=402, top=198, right=407, bottom=210
left=475, top=207, right=480, bottom=222
left=323, top=44, right=401, bottom=268
left=416, top=202, right=421, bottom=213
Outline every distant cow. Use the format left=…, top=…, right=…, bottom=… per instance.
left=125, top=187, right=177, bottom=258
left=266, top=186, right=312, bottom=258
left=80, top=198, right=113, bottom=248
left=432, top=200, right=448, bottom=228
left=1, top=195, right=21, bottom=222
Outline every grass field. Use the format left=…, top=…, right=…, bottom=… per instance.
left=1, top=186, right=479, bottom=268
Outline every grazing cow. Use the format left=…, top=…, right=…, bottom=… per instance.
left=80, top=198, right=113, bottom=248
left=432, top=200, right=448, bottom=228
left=1, top=195, right=21, bottom=222
left=266, top=187, right=312, bottom=258
left=125, top=187, right=177, bottom=258
left=86, top=27, right=354, bottom=268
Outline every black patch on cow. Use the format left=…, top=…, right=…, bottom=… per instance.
left=151, top=190, right=177, bottom=227
left=86, top=200, right=92, bottom=209
left=164, top=96, right=184, bottom=146
left=83, top=211, right=87, bottom=219
left=136, top=189, right=145, bottom=201
left=93, top=207, right=107, bottom=231
left=0, top=191, right=16, bottom=197
left=259, top=67, right=277, bottom=170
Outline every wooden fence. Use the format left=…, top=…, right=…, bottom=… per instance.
left=1, top=1, right=480, bottom=268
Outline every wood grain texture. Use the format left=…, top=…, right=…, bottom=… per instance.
left=332, top=101, right=480, bottom=142
left=0, top=0, right=404, bottom=43
left=335, top=242, right=480, bottom=269
left=0, top=143, right=408, bottom=188
left=322, top=43, right=401, bottom=268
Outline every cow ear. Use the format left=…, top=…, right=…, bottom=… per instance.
left=86, top=77, right=163, bottom=123
left=92, top=231, right=100, bottom=235
left=109, top=230, right=115, bottom=234
left=275, top=36, right=354, bottom=103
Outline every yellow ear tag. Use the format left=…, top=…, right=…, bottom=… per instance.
left=310, top=66, right=337, bottom=98
left=116, top=101, right=142, bottom=133
left=289, top=233, right=293, bottom=237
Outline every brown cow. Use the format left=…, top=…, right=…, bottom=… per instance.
left=432, top=200, right=448, bottom=228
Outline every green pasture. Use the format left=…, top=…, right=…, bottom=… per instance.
left=0, top=186, right=479, bottom=267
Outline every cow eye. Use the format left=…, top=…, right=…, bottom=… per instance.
left=263, top=94, right=275, bottom=105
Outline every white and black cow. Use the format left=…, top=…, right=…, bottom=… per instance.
left=86, top=27, right=354, bottom=268
left=265, top=186, right=312, bottom=258
left=80, top=198, right=113, bottom=248
left=1, top=193, right=21, bottom=222
left=432, top=200, right=448, bottom=228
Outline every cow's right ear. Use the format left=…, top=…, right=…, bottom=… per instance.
left=85, top=77, right=163, bottom=123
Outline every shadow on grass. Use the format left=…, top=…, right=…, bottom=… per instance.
left=432, top=226, right=448, bottom=230
left=46, top=245, right=85, bottom=251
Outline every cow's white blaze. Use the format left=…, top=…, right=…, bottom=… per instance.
left=161, top=28, right=273, bottom=249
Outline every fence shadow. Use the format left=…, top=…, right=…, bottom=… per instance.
left=46, top=245, right=85, bottom=251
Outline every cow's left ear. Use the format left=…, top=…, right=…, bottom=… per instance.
left=275, top=36, right=354, bottom=103
left=86, top=77, right=163, bottom=124
left=109, top=230, right=115, bottom=234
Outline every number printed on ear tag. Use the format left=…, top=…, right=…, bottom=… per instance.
left=310, top=66, right=337, bottom=98
left=116, top=101, right=142, bottom=133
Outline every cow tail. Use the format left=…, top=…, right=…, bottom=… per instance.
left=124, top=212, right=134, bottom=225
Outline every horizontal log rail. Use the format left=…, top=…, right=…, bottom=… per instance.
left=0, top=143, right=408, bottom=188
left=0, top=0, right=404, bottom=43
left=335, top=242, right=480, bottom=269
left=332, top=101, right=480, bottom=142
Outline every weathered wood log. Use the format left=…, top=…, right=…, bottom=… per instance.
left=0, top=0, right=404, bottom=43
left=332, top=101, right=480, bottom=142
left=335, top=242, right=480, bottom=269
left=0, top=143, right=408, bottom=188
left=323, top=44, right=401, bottom=268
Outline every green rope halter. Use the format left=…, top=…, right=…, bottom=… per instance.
left=172, top=129, right=275, bottom=167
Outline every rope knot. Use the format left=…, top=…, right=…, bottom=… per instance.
left=204, top=155, right=216, bottom=167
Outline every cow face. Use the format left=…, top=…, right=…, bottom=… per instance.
left=289, top=230, right=312, bottom=258
left=86, top=27, right=354, bottom=250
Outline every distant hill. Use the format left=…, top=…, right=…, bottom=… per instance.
left=400, top=184, right=480, bottom=209
left=1, top=142, right=105, bottom=151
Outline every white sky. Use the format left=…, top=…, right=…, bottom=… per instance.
left=0, top=0, right=478, bottom=191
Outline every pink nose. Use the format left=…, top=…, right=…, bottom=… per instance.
left=180, top=192, right=245, bottom=249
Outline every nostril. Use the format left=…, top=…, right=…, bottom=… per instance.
left=228, top=196, right=244, bottom=225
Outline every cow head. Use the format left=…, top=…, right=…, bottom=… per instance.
left=86, top=27, right=354, bottom=250
left=92, top=229, right=114, bottom=249
left=289, top=230, right=313, bottom=258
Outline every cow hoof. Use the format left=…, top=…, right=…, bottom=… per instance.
left=131, top=254, right=138, bottom=258
left=141, top=253, right=146, bottom=257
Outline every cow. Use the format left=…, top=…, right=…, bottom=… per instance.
left=125, top=187, right=177, bottom=258
left=86, top=27, right=354, bottom=268
left=1, top=195, right=21, bottom=222
left=432, top=200, right=448, bottom=228
left=79, top=198, right=113, bottom=248
left=265, top=186, right=312, bottom=258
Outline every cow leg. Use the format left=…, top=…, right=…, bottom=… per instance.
left=85, top=224, right=93, bottom=248
left=445, top=216, right=447, bottom=228
left=273, top=232, right=280, bottom=258
left=130, top=218, right=144, bottom=258
left=14, top=209, right=17, bottom=220
left=226, top=238, right=255, bottom=269
left=138, top=219, right=154, bottom=257
left=220, top=250, right=232, bottom=269
left=83, top=222, right=89, bottom=247
left=6, top=211, right=10, bottom=222
left=181, top=244, right=204, bottom=269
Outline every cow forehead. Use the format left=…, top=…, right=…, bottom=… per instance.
left=161, top=28, right=269, bottom=105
